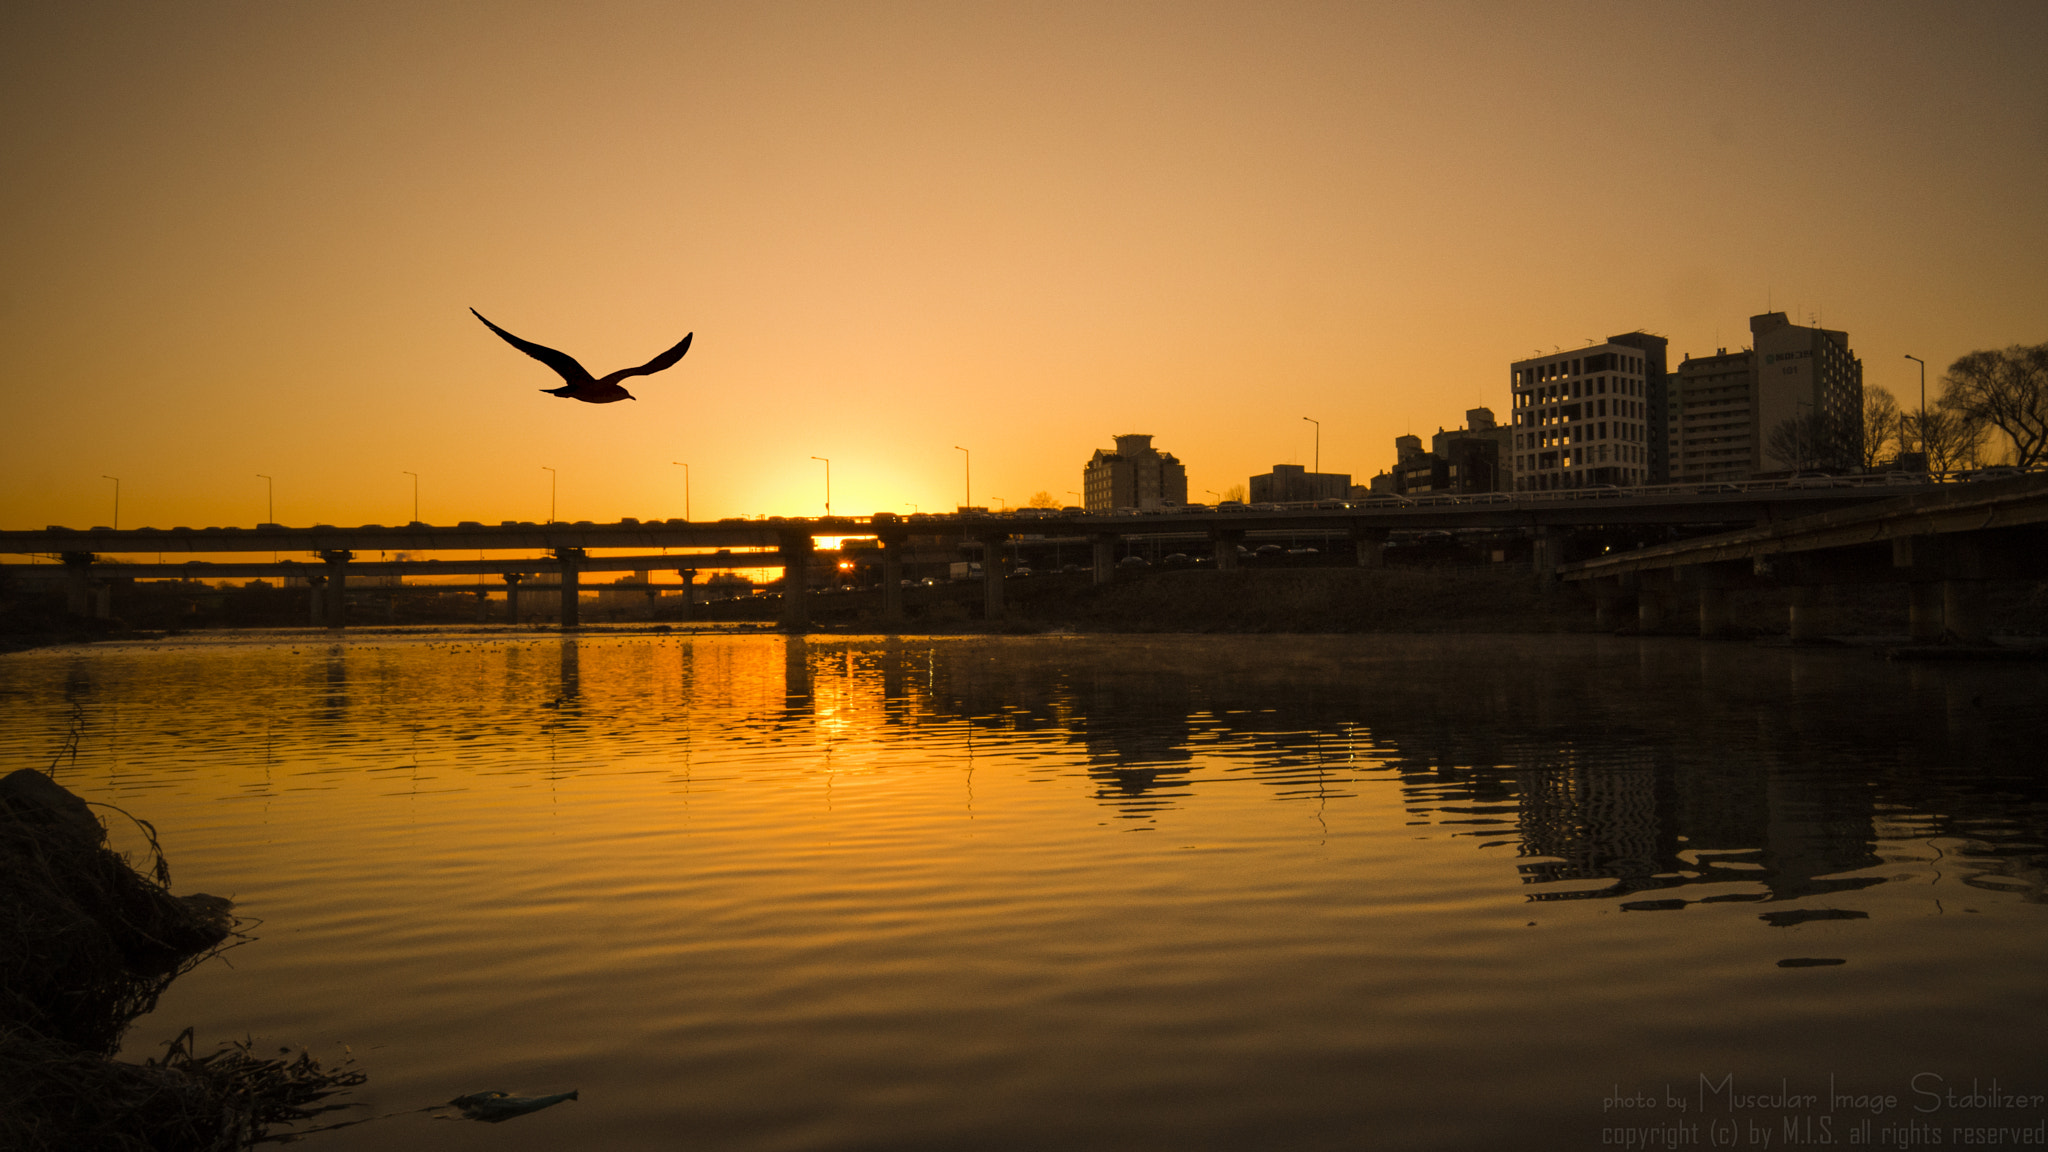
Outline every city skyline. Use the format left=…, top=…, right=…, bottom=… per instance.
left=5, top=2, right=2044, bottom=530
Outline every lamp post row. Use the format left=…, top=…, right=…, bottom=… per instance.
left=99, top=436, right=1307, bottom=528
left=1903, top=354, right=1926, bottom=460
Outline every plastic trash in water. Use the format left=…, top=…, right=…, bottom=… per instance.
left=446, top=1090, right=579, bottom=1123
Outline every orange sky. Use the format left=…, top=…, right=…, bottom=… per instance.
left=5, top=1, right=2045, bottom=531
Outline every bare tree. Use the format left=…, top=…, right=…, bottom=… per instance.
left=1906, top=407, right=1989, bottom=474
left=1026, top=490, right=1060, bottom=509
left=1861, top=386, right=1904, bottom=468
left=1765, top=412, right=1830, bottom=471
left=1940, top=343, right=2048, bottom=468
left=1221, top=482, right=1248, bottom=503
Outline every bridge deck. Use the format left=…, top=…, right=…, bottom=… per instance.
left=1558, top=473, right=2048, bottom=580
left=1, top=485, right=1910, bottom=560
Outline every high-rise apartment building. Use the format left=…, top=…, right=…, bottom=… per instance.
left=1082, top=434, right=1187, bottom=512
left=1667, top=313, right=1863, bottom=483
left=1508, top=339, right=1658, bottom=491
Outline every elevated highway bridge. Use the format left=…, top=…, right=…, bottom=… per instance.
left=0, top=478, right=1950, bottom=630
left=1558, top=472, right=2048, bottom=644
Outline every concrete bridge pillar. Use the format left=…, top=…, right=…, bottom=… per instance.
left=1787, top=584, right=1825, bottom=642
left=981, top=534, right=1007, bottom=622
left=1210, top=530, right=1242, bottom=571
left=880, top=539, right=905, bottom=624
left=1091, top=534, right=1118, bottom=586
left=1942, top=536, right=1988, bottom=644
left=1532, top=527, right=1563, bottom=583
left=503, top=573, right=524, bottom=624
left=1908, top=582, right=1943, bottom=642
left=676, top=569, right=696, bottom=622
left=1592, top=575, right=1633, bottom=630
left=1944, top=582, right=1988, bottom=644
left=61, top=552, right=94, bottom=616
left=1636, top=569, right=1670, bottom=632
left=1694, top=567, right=1735, bottom=639
left=553, top=548, right=584, bottom=629
left=319, top=550, right=352, bottom=628
left=94, top=583, right=112, bottom=620
left=779, top=533, right=813, bottom=632
left=1351, top=527, right=1388, bottom=569
left=307, top=575, right=326, bottom=626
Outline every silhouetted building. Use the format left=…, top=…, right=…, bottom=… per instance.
left=1352, top=472, right=1397, bottom=497
left=1668, top=313, right=1863, bottom=483
left=1510, top=339, right=1657, bottom=491
left=1249, top=464, right=1351, bottom=503
left=1083, top=434, right=1187, bottom=512
left=1384, top=410, right=1510, bottom=495
left=1607, top=332, right=1671, bottom=481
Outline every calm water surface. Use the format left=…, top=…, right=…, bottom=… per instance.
left=3, top=631, right=2045, bottom=1150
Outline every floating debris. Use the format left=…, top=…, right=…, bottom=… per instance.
left=448, top=1089, right=581, bottom=1123
left=1776, top=958, right=1848, bottom=968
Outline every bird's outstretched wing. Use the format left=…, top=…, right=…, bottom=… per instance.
left=601, top=333, right=693, bottom=385
left=471, top=308, right=595, bottom=386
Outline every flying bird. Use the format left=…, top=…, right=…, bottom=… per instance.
left=471, top=308, right=692, bottom=403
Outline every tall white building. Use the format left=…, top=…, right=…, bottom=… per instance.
left=1667, top=313, right=1863, bottom=483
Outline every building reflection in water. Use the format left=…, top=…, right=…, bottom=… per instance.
left=15, top=632, right=2044, bottom=907
left=781, top=634, right=2043, bottom=905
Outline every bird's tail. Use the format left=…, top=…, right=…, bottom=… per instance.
left=540, top=385, right=576, bottom=397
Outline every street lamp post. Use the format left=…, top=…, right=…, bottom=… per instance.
left=904, top=503, right=919, bottom=514
left=953, top=446, right=970, bottom=509
left=671, top=462, right=689, bottom=521
left=1795, top=399, right=1812, bottom=471
left=1303, top=416, right=1320, bottom=474
left=1903, top=354, right=1927, bottom=460
left=811, top=456, right=831, bottom=517
left=542, top=466, right=556, bottom=523
left=101, top=476, right=119, bottom=530
left=402, top=471, right=419, bottom=524
left=256, top=474, right=273, bottom=525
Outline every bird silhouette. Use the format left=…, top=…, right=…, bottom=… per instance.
left=471, top=308, right=692, bottom=403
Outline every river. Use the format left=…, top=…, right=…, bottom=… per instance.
left=3, top=630, right=2044, bottom=1150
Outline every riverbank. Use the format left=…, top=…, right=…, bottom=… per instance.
left=0, top=769, right=363, bottom=1150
